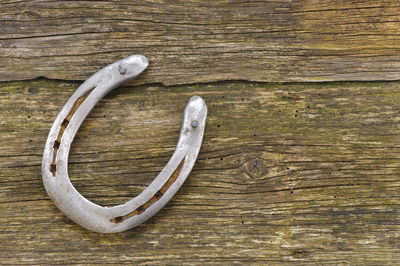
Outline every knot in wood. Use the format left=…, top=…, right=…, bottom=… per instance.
left=240, top=157, right=270, bottom=179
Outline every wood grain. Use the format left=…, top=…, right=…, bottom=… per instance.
left=1, top=79, right=400, bottom=264
left=2, top=1, right=400, bottom=84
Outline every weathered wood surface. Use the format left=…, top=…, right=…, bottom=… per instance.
left=2, top=0, right=400, bottom=264
left=2, top=1, right=400, bottom=84
left=1, top=79, right=400, bottom=264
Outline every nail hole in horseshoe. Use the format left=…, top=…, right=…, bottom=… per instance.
left=109, top=157, right=185, bottom=223
left=50, top=87, right=95, bottom=176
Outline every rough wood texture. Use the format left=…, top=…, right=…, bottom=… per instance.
left=2, top=1, right=400, bottom=84
left=2, top=0, right=400, bottom=264
left=1, top=79, right=400, bottom=264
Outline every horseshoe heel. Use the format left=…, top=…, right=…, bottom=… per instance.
left=42, top=55, right=207, bottom=233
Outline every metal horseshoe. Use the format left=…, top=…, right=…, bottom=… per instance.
left=41, top=55, right=207, bottom=233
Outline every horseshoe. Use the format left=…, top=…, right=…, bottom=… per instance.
left=41, top=55, right=207, bottom=233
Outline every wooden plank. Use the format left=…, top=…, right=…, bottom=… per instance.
left=1, top=1, right=400, bottom=85
left=1, top=79, right=400, bottom=264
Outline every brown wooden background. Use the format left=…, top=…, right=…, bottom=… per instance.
left=1, top=1, right=400, bottom=264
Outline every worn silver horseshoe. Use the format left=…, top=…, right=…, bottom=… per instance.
left=41, top=55, right=207, bottom=233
